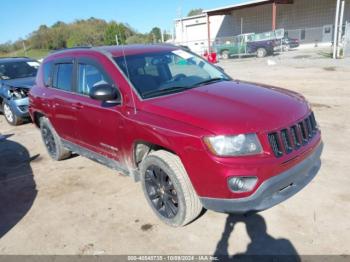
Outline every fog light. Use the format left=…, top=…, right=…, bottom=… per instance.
left=228, top=177, right=258, bottom=193
left=18, top=105, right=28, bottom=112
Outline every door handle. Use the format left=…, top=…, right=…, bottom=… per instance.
left=72, top=103, right=84, bottom=110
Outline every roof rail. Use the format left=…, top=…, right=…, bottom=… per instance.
left=50, top=46, right=92, bottom=54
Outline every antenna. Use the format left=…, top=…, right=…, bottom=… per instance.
left=119, top=28, right=137, bottom=115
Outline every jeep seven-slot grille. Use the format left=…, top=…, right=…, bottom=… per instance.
left=268, top=112, right=318, bottom=158
left=268, top=133, right=283, bottom=157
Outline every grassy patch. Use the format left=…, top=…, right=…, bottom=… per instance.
left=318, top=51, right=333, bottom=58
left=0, top=49, right=50, bottom=60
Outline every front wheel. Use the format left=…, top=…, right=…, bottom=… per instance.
left=256, top=48, right=267, bottom=58
left=283, top=45, right=290, bottom=52
left=2, top=101, right=23, bottom=126
left=221, top=50, right=230, bottom=60
left=140, top=150, right=202, bottom=227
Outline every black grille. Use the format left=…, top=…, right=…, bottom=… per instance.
left=281, top=129, right=292, bottom=154
left=290, top=125, right=301, bottom=149
left=268, top=112, right=318, bottom=157
left=305, top=118, right=313, bottom=138
left=268, top=133, right=283, bottom=157
left=309, top=112, right=317, bottom=135
left=298, top=121, right=308, bottom=144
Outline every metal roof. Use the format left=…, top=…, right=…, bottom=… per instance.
left=174, top=13, right=206, bottom=22
left=204, top=0, right=273, bottom=15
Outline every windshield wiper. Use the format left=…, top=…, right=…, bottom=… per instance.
left=191, top=78, right=229, bottom=88
left=142, top=86, right=190, bottom=99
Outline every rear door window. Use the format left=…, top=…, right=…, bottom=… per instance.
left=53, top=63, right=73, bottom=92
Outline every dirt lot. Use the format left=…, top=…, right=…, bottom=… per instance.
left=0, top=47, right=350, bottom=257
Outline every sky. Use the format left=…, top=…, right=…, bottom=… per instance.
left=0, top=0, right=245, bottom=44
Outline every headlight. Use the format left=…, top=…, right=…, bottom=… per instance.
left=204, top=134, right=262, bottom=156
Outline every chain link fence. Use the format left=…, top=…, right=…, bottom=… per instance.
left=176, top=24, right=334, bottom=60
left=344, top=22, right=350, bottom=57
left=285, top=27, right=326, bottom=45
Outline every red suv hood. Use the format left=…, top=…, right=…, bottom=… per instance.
left=140, top=81, right=309, bottom=135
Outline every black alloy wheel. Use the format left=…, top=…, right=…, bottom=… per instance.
left=41, top=125, right=57, bottom=159
left=144, top=165, right=179, bottom=219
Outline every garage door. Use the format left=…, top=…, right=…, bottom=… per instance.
left=186, top=23, right=207, bottom=41
left=185, top=23, right=207, bottom=54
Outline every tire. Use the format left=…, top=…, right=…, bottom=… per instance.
left=140, top=150, right=202, bottom=227
left=256, top=48, right=267, bottom=58
left=39, top=117, right=71, bottom=161
left=283, top=45, right=290, bottom=52
left=2, top=101, right=23, bottom=126
left=221, top=50, right=230, bottom=60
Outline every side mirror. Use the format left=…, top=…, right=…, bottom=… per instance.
left=89, top=84, right=120, bottom=103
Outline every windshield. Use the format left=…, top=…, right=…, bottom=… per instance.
left=0, top=60, right=39, bottom=80
left=114, top=49, right=231, bottom=99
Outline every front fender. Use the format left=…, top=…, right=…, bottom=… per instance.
left=122, top=110, right=213, bottom=169
left=0, top=84, right=11, bottom=100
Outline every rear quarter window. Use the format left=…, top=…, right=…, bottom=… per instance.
left=43, top=61, right=53, bottom=87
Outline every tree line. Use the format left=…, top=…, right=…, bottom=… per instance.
left=0, top=17, right=171, bottom=55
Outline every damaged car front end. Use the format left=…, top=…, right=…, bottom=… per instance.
left=3, top=84, right=31, bottom=115
left=0, top=58, right=39, bottom=125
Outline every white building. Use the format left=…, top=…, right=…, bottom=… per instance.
left=174, top=0, right=350, bottom=54
left=174, top=14, right=226, bottom=55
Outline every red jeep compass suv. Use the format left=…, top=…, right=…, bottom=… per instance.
left=29, top=45, right=323, bottom=227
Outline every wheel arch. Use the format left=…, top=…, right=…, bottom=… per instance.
left=132, top=140, right=177, bottom=169
left=32, top=111, right=46, bottom=128
left=220, top=49, right=229, bottom=54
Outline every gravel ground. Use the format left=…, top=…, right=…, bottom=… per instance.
left=0, top=47, right=349, bottom=257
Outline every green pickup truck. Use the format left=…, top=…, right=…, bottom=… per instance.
left=215, top=30, right=284, bottom=59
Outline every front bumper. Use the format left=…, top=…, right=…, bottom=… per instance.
left=6, top=97, right=29, bottom=118
left=200, top=142, right=323, bottom=213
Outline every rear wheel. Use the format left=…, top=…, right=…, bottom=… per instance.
left=221, top=50, right=230, bottom=60
left=140, top=150, right=202, bottom=227
left=256, top=48, right=267, bottom=58
left=2, top=101, right=23, bottom=126
left=40, top=117, right=71, bottom=161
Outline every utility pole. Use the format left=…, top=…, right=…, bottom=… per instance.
left=207, top=13, right=211, bottom=54
left=161, top=29, right=164, bottom=43
left=177, top=1, right=184, bottom=43
left=333, top=0, right=340, bottom=59
left=272, top=2, right=277, bottom=31
left=115, top=34, right=119, bottom=46
left=22, top=41, right=27, bottom=57
left=337, top=0, right=346, bottom=58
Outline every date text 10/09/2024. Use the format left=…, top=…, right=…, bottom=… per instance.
left=127, top=255, right=219, bottom=261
